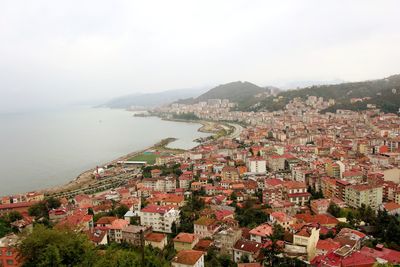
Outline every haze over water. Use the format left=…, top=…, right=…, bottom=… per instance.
left=0, top=107, right=209, bottom=195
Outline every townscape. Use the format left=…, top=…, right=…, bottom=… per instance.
left=1, top=95, right=400, bottom=267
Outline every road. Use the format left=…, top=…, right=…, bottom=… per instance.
left=225, top=123, right=243, bottom=138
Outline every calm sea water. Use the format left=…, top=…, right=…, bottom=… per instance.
left=0, top=107, right=209, bottom=195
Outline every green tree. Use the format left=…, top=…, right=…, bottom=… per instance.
left=38, top=244, right=63, bottom=267
left=327, top=203, right=341, bottom=217
left=7, top=211, right=23, bottom=222
left=28, top=197, right=61, bottom=220
left=17, top=225, right=97, bottom=267
left=46, top=197, right=61, bottom=210
left=115, top=205, right=129, bottom=218
left=262, top=223, right=285, bottom=266
left=240, top=254, right=250, bottom=263
left=346, top=211, right=358, bottom=228
left=0, top=217, right=12, bottom=238
left=235, top=200, right=269, bottom=227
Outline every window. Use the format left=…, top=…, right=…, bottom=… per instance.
left=6, top=251, right=12, bottom=256
left=6, top=260, right=14, bottom=266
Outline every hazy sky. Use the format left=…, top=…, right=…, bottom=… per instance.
left=1, top=0, right=400, bottom=111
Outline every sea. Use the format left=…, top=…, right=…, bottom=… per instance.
left=0, top=107, right=209, bottom=195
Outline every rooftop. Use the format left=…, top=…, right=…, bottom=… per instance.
left=172, top=250, right=204, bottom=265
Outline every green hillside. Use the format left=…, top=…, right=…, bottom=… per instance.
left=178, top=81, right=270, bottom=110
left=248, top=74, right=400, bottom=113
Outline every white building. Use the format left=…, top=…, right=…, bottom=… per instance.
left=246, top=157, right=267, bottom=174
left=140, top=205, right=180, bottom=233
left=142, top=177, right=176, bottom=192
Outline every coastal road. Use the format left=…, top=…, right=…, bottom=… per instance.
left=226, top=123, right=243, bottom=138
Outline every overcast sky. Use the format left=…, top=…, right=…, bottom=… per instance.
left=1, top=0, right=400, bottom=112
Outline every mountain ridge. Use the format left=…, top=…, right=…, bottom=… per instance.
left=101, top=87, right=208, bottom=108
left=250, top=74, right=400, bottom=113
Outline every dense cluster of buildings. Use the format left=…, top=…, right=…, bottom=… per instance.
left=1, top=95, right=400, bottom=266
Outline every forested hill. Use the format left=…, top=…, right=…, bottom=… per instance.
left=177, top=81, right=274, bottom=110
left=248, top=74, right=400, bottom=113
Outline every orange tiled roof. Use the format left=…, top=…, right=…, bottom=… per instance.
left=172, top=250, right=204, bottom=265
left=173, top=233, right=197, bottom=243
left=145, top=232, right=166, bottom=242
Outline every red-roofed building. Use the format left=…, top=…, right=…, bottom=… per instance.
left=194, top=217, right=219, bottom=239
left=96, top=216, right=118, bottom=227
left=284, top=181, right=310, bottom=206
left=295, top=214, right=339, bottom=227
left=233, top=239, right=264, bottom=263
left=56, top=209, right=93, bottom=231
left=85, top=227, right=108, bottom=246
left=0, top=201, right=38, bottom=215
left=173, top=233, right=199, bottom=251
left=172, top=250, right=204, bottom=267
left=249, top=223, right=273, bottom=243
left=108, top=219, right=129, bottom=243
left=311, top=250, right=376, bottom=267
left=0, top=234, right=21, bottom=267
left=193, top=239, right=213, bottom=253
left=48, top=208, right=68, bottom=222
left=310, top=199, right=331, bottom=215
left=382, top=201, right=400, bottom=215
left=270, top=211, right=295, bottom=230
left=145, top=232, right=167, bottom=250
left=74, top=194, right=93, bottom=209
left=333, top=228, right=366, bottom=253
left=341, top=251, right=376, bottom=267
left=214, top=209, right=234, bottom=220
left=359, top=245, right=400, bottom=265
left=316, top=238, right=341, bottom=256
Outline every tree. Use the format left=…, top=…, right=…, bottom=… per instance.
left=0, top=217, right=12, bottom=238
left=240, top=254, right=250, bottom=263
left=130, top=216, right=140, bottom=226
left=93, top=249, right=140, bottom=267
left=38, top=244, right=63, bottom=267
left=336, top=222, right=354, bottom=232
left=308, top=186, right=324, bottom=200
left=271, top=223, right=285, bottom=241
left=262, top=223, right=285, bottom=266
left=87, top=208, right=94, bottom=216
left=346, top=211, right=358, bottom=228
left=115, top=205, right=129, bottom=218
left=178, top=195, right=205, bottom=233
left=230, top=192, right=238, bottom=201
left=46, top=197, right=61, bottom=210
left=28, top=197, right=61, bottom=220
left=7, top=211, right=23, bottom=222
left=327, top=203, right=341, bottom=218
left=235, top=200, right=269, bottom=227
left=18, top=225, right=97, bottom=267
left=255, top=189, right=263, bottom=203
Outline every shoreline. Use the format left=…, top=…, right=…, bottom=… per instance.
left=160, top=117, right=235, bottom=135
left=43, top=117, right=235, bottom=196
left=13, top=114, right=242, bottom=198
left=42, top=137, right=178, bottom=195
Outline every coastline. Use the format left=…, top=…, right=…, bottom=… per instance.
left=39, top=116, right=242, bottom=198
left=160, top=117, right=236, bottom=136
left=42, top=137, right=178, bottom=195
